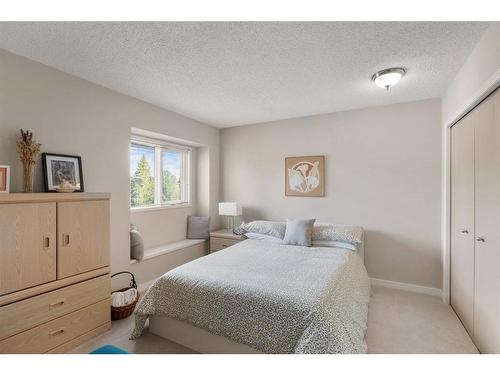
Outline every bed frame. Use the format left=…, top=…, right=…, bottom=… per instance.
left=149, top=239, right=365, bottom=354
left=149, top=316, right=261, bottom=353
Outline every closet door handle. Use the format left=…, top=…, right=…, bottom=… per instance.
left=461, top=229, right=469, bottom=234
left=476, top=237, right=485, bottom=242
left=43, top=237, right=50, bottom=248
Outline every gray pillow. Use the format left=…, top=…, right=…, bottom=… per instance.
left=282, top=219, right=316, bottom=247
left=187, top=216, right=210, bottom=239
left=130, top=224, right=144, bottom=261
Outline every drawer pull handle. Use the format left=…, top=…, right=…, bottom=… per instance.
left=476, top=237, right=486, bottom=242
left=43, top=237, right=50, bottom=248
left=49, top=328, right=65, bottom=337
left=63, top=234, right=70, bottom=246
left=49, top=299, right=66, bottom=308
left=461, top=229, right=469, bottom=234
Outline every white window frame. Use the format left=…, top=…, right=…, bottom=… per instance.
left=130, top=135, right=191, bottom=211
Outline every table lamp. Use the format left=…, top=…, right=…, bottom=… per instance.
left=218, top=202, right=242, bottom=232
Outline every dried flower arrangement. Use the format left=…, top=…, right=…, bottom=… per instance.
left=16, top=129, right=42, bottom=193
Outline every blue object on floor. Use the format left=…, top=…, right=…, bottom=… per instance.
left=90, top=345, right=129, bottom=354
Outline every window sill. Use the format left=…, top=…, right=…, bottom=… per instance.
left=130, top=238, right=206, bottom=264
left=130, top=203, right=192, bottom=213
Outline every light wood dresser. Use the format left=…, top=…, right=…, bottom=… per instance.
left=0, top=193, right=111, bottom=353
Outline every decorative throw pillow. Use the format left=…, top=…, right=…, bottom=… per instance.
left=312, top=223, right=364, bottom=244
left=233, top=221, right=247, bottom=235
left=243, top=220, right=287, bottom=239
left=130, top=224, right=144, bottom=261
left=187, top=216, right=210, bottom=239
left=282, top=219, right=316, bottom=247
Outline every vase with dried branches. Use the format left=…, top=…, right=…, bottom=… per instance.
left=16, top=129, right=41, bottom=193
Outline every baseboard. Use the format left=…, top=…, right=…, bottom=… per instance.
left=370, top=278, right=442, bottom=297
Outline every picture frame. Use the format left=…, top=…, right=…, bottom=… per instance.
left=285, top=155, right=325, bottom=197
left=42, top=153, right=84, bottom=192
left=0, top=165, right=10, bottom=193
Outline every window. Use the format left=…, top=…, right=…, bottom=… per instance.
left=130, top=136, right=190, bottom=209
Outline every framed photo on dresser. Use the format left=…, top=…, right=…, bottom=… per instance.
left=0, top=165, right=10, bottom=193
left=42, top=153, right=84, bottom=192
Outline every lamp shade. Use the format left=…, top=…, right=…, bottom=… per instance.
left=218, top=202, right=242, bottom=216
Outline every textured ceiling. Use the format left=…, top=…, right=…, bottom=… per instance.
left=0, top=22, right=489, bottom=127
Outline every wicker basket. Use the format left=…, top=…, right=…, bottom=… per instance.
left=110, top=271, right=140, bottom=321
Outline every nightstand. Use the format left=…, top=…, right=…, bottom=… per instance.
left=209, top=229, right=246, bottom=253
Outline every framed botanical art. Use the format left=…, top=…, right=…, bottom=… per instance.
left=42, top=153, right=84, bottom=192
left=0, top=165, right=10, bottom=193
left=285, top=155, right=325, bottom=197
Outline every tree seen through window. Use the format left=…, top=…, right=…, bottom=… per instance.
left=130, top=141, right=187, bottom=208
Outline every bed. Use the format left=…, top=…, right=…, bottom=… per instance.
left=130, top=237, right=370, bottom=354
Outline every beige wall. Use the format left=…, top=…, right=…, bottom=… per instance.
left=0, top=49, right=220, bottom=286
left=442, top=23, right=500, bottom=123
left=131, top=205, right=197, bottom=252
left=221, top=99, right=442, bottom=288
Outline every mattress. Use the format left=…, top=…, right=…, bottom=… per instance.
left=131, top=239, right=370, bottom=353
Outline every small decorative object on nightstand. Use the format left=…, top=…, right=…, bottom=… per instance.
left=209, top=229, right=246, bottom=253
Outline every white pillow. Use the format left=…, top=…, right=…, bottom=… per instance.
left=243, top=220, right=286, bottom=239
left=312, top=240, right=358, bottom=251
left=312, top=223, right=363, bottom=245
left=245, top=234, right=357, bottom=250
left=245, top=232, right=283, bottom=243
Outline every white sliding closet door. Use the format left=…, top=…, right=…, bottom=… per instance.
left=474, top=89, right=500, bottom=353
left=450, top=110, right=475, bottom=335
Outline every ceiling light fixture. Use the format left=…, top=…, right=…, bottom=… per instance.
left=372, top=67, right=406, bottom=91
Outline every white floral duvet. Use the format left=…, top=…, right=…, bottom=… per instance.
left=131, top=239, right=370, bottom=354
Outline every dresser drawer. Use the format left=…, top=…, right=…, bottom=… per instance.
left=0, top=275, right=110, bottom=340
left=0, top=299, right=109, bottom=353
left=210, top=237, right=242, bottom=252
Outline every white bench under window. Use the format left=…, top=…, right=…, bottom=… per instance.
left=130, top=239, right=206, bottom=264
